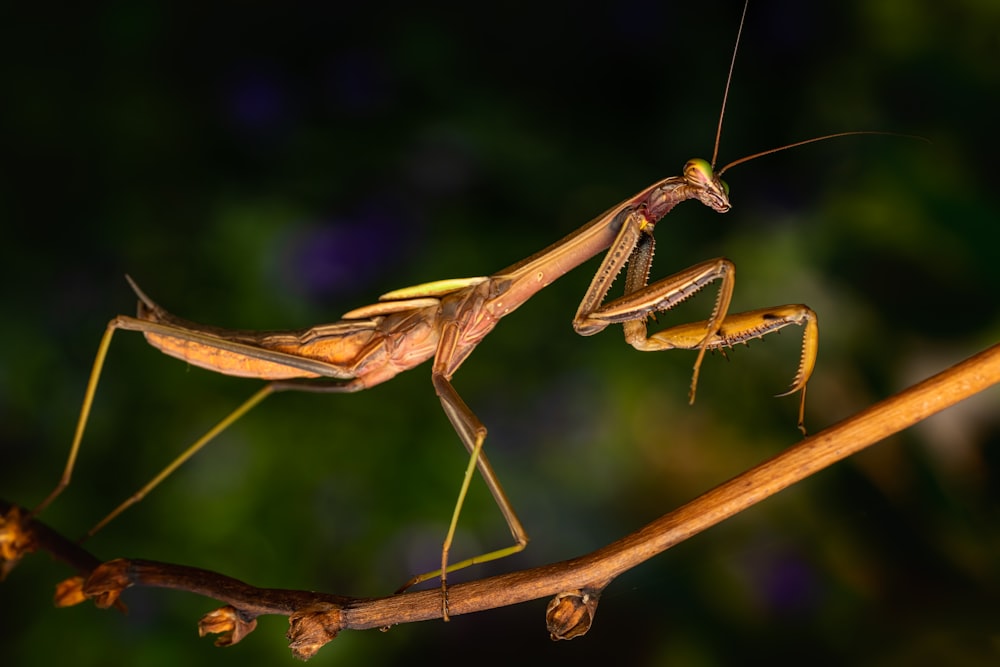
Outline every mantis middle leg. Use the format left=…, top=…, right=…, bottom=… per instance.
left=391, top=320, right=528, bottom=620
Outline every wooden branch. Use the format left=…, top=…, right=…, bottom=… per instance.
left=4, top=342, right=998, bottom=659
left=0, top=504, right=101, bottom=579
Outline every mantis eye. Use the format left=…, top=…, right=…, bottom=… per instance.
left=683, top=158, right=714, bottom=186
left=720, top=179, right=730, bottom=196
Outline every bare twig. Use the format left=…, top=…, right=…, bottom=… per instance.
left=4, top=342, right=998, bottom=659
left=0, top=504, right=101, bottom=580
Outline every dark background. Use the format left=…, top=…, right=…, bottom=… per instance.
left=2, top=1, right=998, bottom=665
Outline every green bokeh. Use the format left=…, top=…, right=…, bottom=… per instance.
left=2, top=1, right=999, bottom=665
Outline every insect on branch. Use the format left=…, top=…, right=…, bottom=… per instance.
left=5, top=341, right=998, bottom=660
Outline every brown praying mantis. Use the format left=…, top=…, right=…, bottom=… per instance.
left=13, top=2, right=907, bottom=620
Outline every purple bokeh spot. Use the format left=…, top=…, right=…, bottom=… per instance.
left=279, top=200, right=419, bottom=302
left=736, top=541, right=822, bottom=617
left=224, top=66, right=291, bottom=135
left=760, top=551, right=820, bottom=614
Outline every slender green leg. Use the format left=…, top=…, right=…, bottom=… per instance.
left=31, top=322, right=119, bottom=518
left=393, top=373, right=528, bottom=620
left=83, top=385, right=274, bottom=539
left=30, top=314, right=278, bottom=540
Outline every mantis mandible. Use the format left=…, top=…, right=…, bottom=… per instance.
left=19, top=2, right=899, bottom=619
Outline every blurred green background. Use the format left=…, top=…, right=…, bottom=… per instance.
left=2, top=1, right=999, bottom=665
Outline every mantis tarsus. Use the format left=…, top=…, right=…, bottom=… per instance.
left=17, top=2, right=904, bottom=620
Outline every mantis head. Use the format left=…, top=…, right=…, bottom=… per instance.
left=683, top=158, right=731, bottom=213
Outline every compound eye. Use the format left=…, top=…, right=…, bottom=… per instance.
left=683, top=158, right=714, bottom=186
left=720, top=179, right=730, bottom=196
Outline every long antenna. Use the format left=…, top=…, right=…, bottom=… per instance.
left=710, top=1, right=926, bottom=176
left=711, top=0, right=749, bottom=168
left=717, top=131, right=929, bottom=177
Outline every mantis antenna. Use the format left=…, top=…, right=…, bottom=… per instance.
left=710, top=1, right=926, bottom=177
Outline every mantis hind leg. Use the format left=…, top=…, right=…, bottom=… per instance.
left=30, top=322, right=120, bottom=519
left=3, top=321, right=125, bottom=574
left=82, top=384, right=275, bottom=539
left=29, top=314, right=278, bottom=540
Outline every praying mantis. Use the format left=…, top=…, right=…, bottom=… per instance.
left=9, top=2, right=906, bottom=621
